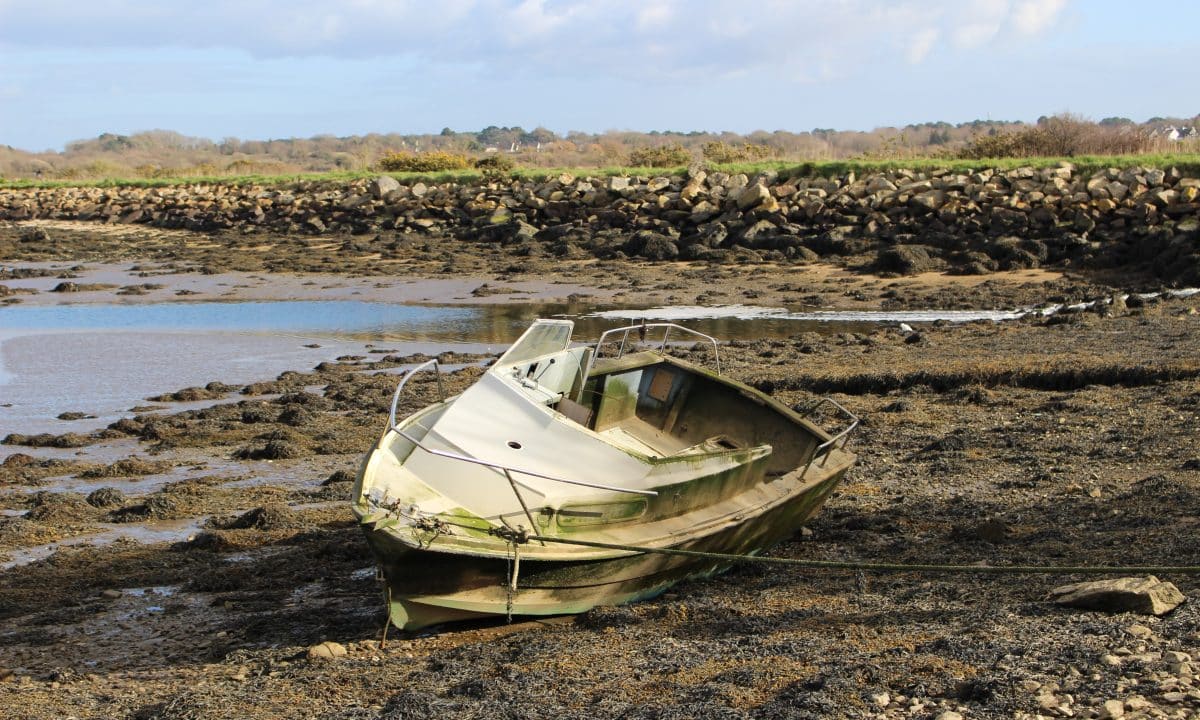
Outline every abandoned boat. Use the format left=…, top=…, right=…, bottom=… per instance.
left=353, top=319, right=858, bottom=630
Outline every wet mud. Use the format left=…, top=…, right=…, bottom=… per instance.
left=1, top=223, right=1199, bottom=718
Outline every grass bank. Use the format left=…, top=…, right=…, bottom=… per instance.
left=4, top=153, right=1200, bottom=190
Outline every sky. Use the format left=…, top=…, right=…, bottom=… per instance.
left=0, top=0, right=1197, bottom=152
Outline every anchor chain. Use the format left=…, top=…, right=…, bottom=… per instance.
left=490, top=526, right=529, bottom=623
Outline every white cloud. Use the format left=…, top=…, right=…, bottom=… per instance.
left=635, top=0, right=675, bottom=32
left=907, top=28, right=940, bottom=64
left=0, top=1, right=1074, bottom=78
left=950, top=0, right=1009, bottom=48
left=506, top=0, right=575, bottom=42
left=1012, top=0, right=1069, bottom=35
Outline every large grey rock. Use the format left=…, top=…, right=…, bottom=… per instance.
left=1047, top=576, right=1185, bottom=616
left=865, top=176, right=897, bottom=194
left=736, top=182, right=772, bottom=211
left=646, top=177, right=671, bottom=193
left=689, top=199, right=719, bottom=222
left=369, top=176, right=400, bottom=199
left=909, top=190, right=944, bottom=212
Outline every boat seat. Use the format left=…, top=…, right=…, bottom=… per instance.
left=555, top=396, right=593, bottom=427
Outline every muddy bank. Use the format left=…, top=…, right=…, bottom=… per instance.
left=0, top=219, right=1130, bottom=316
left=0, top=291, right=1198, bottom=718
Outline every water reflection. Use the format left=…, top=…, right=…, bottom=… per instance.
left=0, top=300, right=878, bottom=345
left=0, top=300, right=888, bottom=439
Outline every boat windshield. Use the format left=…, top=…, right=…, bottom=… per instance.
left=497, top=320, right=574, bottom=366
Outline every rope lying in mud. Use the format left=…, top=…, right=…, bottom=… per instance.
left=520, top=533, right=1200, bottom=576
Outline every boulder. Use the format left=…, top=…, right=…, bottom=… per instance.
left=305, top=216, right=326, bottom=233
left=368, top=176, right=400, bottom=199
left=1047, top=576, right=1185, bottom=616
left=987, top=206, right=1028, bottom=233
left=909, top=190, right=944, bottom=212
left=306, top=641, right=348, bottom=661
left=646, top=177, right=671, bottom=193
left=623, top=231, right=678, bottom=260
left=689, top=200, right=719, bottom=222
left=865, top=176, right=897, bottom=194
left=736, top=183, right=777, bottom=212
left=877, top=245, right=936, bottom=275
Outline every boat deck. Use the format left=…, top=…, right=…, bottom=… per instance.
left=599, top=416, right=691, bottom=457
left=598, top=417, right=747, bottom=460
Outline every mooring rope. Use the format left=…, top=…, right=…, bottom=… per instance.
left=523, top=534, right=1200, bottom=575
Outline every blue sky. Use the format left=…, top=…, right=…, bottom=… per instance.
left=0, top=0, right=1196, bottom=152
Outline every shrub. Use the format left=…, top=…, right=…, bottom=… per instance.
left=959, top=115, right=1152, bottom=159
left=701, top=141, right=775, bottom=163
left=474, top=153, right=516, bottom=179
left=627, top=143, right=692, bottom=168
left=377, top=150, right=470, bottom=172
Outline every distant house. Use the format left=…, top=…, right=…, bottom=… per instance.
left=1152, top=125, right=1197, bottom=142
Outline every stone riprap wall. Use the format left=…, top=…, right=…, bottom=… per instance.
left=2, top=164, right=1198, bottom=283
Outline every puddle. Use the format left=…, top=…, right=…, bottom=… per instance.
left=0, top=300, right=480, bottom=335
left=590, top=290, right=1200, bottom=325
left=590, top=303, right=1029, bottom=323
left=125, top=585, right=180, bottom=598
left=0, top=438, right=145, bottom=465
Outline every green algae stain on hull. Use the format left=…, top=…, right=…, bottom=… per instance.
left=354, top=327, right=860, bottom=632
left=367, top=460, right=852, bottom=631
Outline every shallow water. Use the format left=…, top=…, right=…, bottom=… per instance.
left=0, top=300, right=481, bottom=336
left=0, top=300, right=859, bottom=440
left=0, top=297, right=1025, bottom=445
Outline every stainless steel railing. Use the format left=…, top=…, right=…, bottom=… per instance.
left=387, top=359, right=445, bottom=429
left=587, top=322, right=722, bottom=377
left=800, top=397, right=860, bottom=470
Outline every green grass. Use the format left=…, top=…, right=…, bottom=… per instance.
left=708, top=154, right=1200, bottom=179
left=4, top=153, right=1200, bottom=190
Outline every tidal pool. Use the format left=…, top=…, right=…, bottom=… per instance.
left=0, top=298, right=1005, bottom=441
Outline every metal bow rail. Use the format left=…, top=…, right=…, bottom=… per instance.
left=387, top=359, right=445, bottom=429
left=587, top=322, right=722, bottom=377
left=801, top=397, right=860, bottom=471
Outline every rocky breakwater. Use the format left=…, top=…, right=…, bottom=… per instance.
left=2, top=163, right=1198, bottom=283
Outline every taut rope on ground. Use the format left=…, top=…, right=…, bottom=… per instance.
left=525, top=534, right=1200, bottom=576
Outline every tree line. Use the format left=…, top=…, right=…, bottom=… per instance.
left=2, top=115, right=1197, bottom=180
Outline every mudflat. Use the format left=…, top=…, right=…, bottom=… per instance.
left=1, top=220, right=1198, bottom=719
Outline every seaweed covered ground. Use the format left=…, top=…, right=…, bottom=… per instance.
left=1, top=222, right=1199, bottom=719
